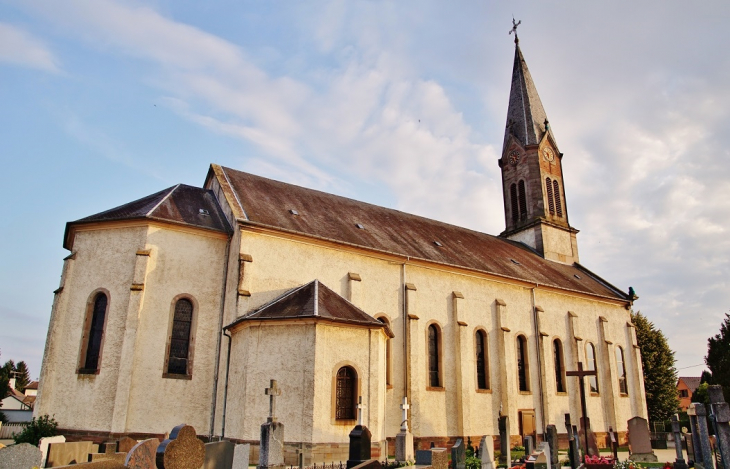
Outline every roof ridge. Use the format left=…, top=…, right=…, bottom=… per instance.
left=146, top=183, right=180, bottom=217
left=241, top=280, right=315, bottom=319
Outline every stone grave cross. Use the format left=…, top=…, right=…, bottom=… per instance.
left=566, top=362, right=596, bottom=460
left=357, top=396, right=364, bottom=426
left=265, top=379, right=282, bottom=422
left=401, top=397, right=410, bottom=432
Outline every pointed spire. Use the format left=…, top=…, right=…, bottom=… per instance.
left=503, top=44, right=554, bottom=149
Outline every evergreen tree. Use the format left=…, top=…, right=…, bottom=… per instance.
left=0, top=354, right=9, bottom=423
left=14, top=361, right=31, bottom=392
left=631, top=311, right=680, bottom=422
left=705, top=313, right=730, bottom=402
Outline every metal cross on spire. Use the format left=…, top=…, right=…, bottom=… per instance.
left=509, top=17, right=522, bottom=44
left=265, top=379, right=282, bottom=422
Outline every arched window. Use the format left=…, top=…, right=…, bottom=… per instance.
left=510, top=183, right=519, bottom=222
left=546, top=177, right=555, bottom=215
left=518, top=180, right=527, bottom=219
left=586, top=342, right=599, bottom=393
left=616, top=346, right=628, bottom=395
left=428, top=324, right=441, bottom=388
left=553, top=339, right=565, bottom=393
left=553, top=180, right=563, bottom=217
left=336, top=366, right=357, bottom=419
left=167, top=298, right=194, bottom=375
left=377, top=317, right=392, bottom=386
left=476, top=330, right=490, bottom=390
left=517, top=335, right=530, bottom=392
left=79, top=292, right=109, bottom=373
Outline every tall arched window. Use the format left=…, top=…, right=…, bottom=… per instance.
left=553, top=339, right=565, bottom=393
left=616, top=346, right=628, bottom=395
left=336, top=366, right=357, bottom=419
left=517, top=335, right=530, bottom=392
left=553, top=180, right=563, bottom=217
left=476, top=330, right=490, bottom=390
left=377, top=317, right=392, bottom=386
left=586, top=342, right=599, bottom=393
left=510, top=183, right=519, bottom=222
left=518, top=180, right=527, bottom=219
left=167, top=298, right=194, bottom=375
left=428, top=324, right=441, bottom=388
left=79, top=292, right=109, bottom=373
left=546, top=177, right=555, bottom=215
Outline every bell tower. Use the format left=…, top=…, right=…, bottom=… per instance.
left=498, top=36, right=579, bottom=265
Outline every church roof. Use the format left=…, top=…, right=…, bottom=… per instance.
left=504, top=44, right=556, bottom=149
left=213, top=165, right=629, bottom=302
left=225, top=279, right=391, bottom=333
left=65, top=184, right=231, bottom=248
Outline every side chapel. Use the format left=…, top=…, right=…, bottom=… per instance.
left=36, top=40, right=647, bottom=462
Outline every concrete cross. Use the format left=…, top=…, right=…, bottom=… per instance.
left=265, top=379, right=282, bottom=422
left=356, top=396, right=364, bottom=426
left=400, top=397, right=410, bottom=432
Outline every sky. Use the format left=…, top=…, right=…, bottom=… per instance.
left=1, top=0, right=729, bottom=381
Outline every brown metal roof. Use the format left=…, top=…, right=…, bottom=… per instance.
left=64, top=184, right=231, bottom=249
left=217, top=165, right=628, bottom=301
left=225, top=280, right=389, bottom=331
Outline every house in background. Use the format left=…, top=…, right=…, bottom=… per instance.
left=677, top=377, right=701, bottom=412
left=2, top=379, right=36, bottom=422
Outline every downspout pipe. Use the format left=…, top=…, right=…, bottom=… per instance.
left=221, top=329, right=233, bottom=439
left=402, top=258, right=409, bottom=399
left=531, top=285, right=547, bottom=438
left=209, top=235, right=231, bottom=439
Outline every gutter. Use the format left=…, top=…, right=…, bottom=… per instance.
left=531, top=285, right=547, bottom=437
left=209, top=235, right=232, bottom=438
left=221, top=330, right=233, bottom=438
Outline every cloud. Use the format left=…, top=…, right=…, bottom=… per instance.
left=0, top=22, right=60, bottom=72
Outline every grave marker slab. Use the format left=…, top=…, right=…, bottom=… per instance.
left=688, top=403, right=713, bottom=469
left=156, top=424, right=205, bottom=469
left=395, top=397, right=414, bottom=462
left=709, top=385, right=730, bottom=469
left=524, top=435, right=534, bottom=456
left=232, top=443, right=251, bottom=469
left=47, top=440, right=94, bottom=466
left=203, top=440, right=235, bottom=469
left=54, top=460, right=126, bottom=469
left=479, top=436, right=495, bottom=469
left=545, top=425, right=558, bottom=467
left=534, top=442, right=551, bottom=469
left=579, top=417, right=599, bottom=457
left=259, top=380, right=285, bottom=469
left=39, top=434, right=66, bottom=467
left=627, top=416, right=655, bottom=460
left=119, top=436, right=139, bottom=454
left=452, top=439, right=466, bottom=469
left=0, top=443, right=42, bottom=469
left=671, top=414, right=688, bottom=469
left=498, top=416, right=510, bottom=465
left=90, top=452, right=127, bottom=463
left=125, top=438, right=159, bottom=469
left=565, top=415, right=579, bottom=469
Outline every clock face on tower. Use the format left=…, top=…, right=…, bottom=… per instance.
left=508, top=150, right=521, bottom=165
left=542, top=148, right=555, bottom=162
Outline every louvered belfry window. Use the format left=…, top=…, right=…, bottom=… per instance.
left=553, top=180, right=563, bottom=217
left=510, top=183, right=519, bottom=222
left=546, top=177, right=555, bottom=215
left=168, top=299, right=193, bottom=375
left=336, top=366, right=356, bottom=419
left=518, top=180, right=527, bottom=219
left=84, top=293, right=108, bottom=371
left=428, top=325, right=440, bottom=387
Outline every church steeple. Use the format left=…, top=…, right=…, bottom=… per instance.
left=498, top=41, right=580, bottom=265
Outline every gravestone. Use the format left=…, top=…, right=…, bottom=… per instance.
left=119, top=436, right=139, bottom=454
left=90, top=452, right=127, bottom=463
left=156, top=424, right=205, bottom=469
left=47, top=440, right=94, bottom=466
left=452, top=439, right=466, bottom=469
left=627, top=416, right=657, bottom=462
left=39, top=434, right=66, bottom=467
left=0, top=443, right=42, bottom=469
left=688, top=403, right=713, bottom=469
left=396, top=397, right=414, bottom=461
left=125, top=438, right=159, bottom=469
left=684, top=432, right=696, bottom=463
left=672, top=414, right=689, bottom=469
left=347, top=397, right=372, bottom=469
left=232, top=443, right=251, bottom=469
left=415, top=448, right=448, bottom=469
left=579, top=417, right=599, bottom=457
left=99, top=441, right=118, bottom=454
left=545, top=425, right=558, bottom=468
left=709, top=385, right=730, bottom=469
left=54, top=460, right=126, bottom=469
left=259, top=380, right=285, bottom=469
left=479, top=436, right=495, bottom=469
left=524, top=435, right=534, bottom=456
left=565, top=415, right=579, bottom=469
left=534, top=442, right=551, bottom=469
left=498, top=415, right=510, bottom=465
left=204, top=440, right=235, bottom=469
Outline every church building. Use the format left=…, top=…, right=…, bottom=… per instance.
left=36, top=40, right=647, bottom=463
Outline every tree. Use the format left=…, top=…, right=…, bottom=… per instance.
left=631, top=311, right=679, bottom=422
left=0, top=354, right=9, bottom=423
left=705, top=313, right=730, bottom=403
left=12, top=414, right=58, bottom=446
left=13, top=361, right=30, bottom=392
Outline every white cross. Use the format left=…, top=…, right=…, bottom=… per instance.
left=265, top=379, right=282, bottom=422
left=400, top=397, right=410, bottom=432
left=357, top=396, right=364, bottom=426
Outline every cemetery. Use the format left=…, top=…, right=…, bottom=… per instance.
left=2, top=379, right=729, bottom=469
